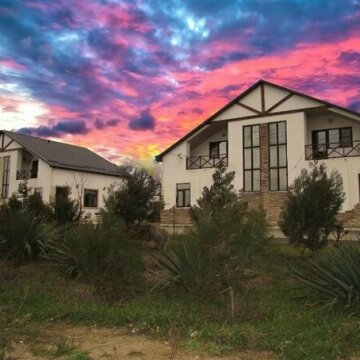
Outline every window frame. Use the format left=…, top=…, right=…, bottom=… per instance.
left=312, top=127, right=353, bottom=148
left=268, top=121, right=288, bottom=192
left=209, top=141, right=228, bottom=159
left=243, top=124, right=260, bottom=192
left=83, top=188, right=99, bottom=209
left=1, top=156, right=10, bottom=199
left=176, top=183, right=191, bottom=208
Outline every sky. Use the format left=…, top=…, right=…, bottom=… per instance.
left=0, top=0, right=360, bottom=167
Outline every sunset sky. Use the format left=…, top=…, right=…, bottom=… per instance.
left=0, top=0, right=359, bottom=166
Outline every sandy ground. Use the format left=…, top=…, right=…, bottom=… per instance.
left=3, top=323, right=275, bottom=360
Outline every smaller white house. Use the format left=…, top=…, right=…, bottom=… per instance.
left=0, top=130, right=127, bottom=220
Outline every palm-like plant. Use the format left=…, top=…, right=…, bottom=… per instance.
left=293, top=242, right=360, bottom=308
left=0, top=211, right=62, bottom=266
left=152, top=237, right=212, bottom=293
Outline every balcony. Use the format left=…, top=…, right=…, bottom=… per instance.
left=16, top=169, right=38, bottom=180
left=186, top=154, right=228, bottom=169
left=305, top=140, right=360, bottom=160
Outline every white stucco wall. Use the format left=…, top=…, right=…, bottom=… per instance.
left=190, top=128, right=228, bottom=157
left=51, top=168, right=123, bottom=218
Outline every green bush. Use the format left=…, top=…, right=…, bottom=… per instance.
left=153, top=163, right=268, bottom=297
left=44, top=219, right=143, bottom=298
left=0, top=211, right=62, bottom=266
left=53, top=186, right=82, bottom=225
left=293, top=242, right=360, bottom=309
left=280, top=163, right=345, bottom=251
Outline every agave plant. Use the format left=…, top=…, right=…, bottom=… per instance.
left=44, top=221, right=143, bottom=294
left=152, top=236, right=213, bottom=293
left=293, top=242, right=360, bottom=308
left=0, top=211, right=62, bottom=266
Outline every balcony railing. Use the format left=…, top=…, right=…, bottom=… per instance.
left=16, top=169, right=38, bottom=180
left=305, top=140, right=360, bottom=160
left=186, top=154, right=228, bottom=169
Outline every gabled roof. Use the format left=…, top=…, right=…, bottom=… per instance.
left=1, top=130, right=128, bottom=177
left=155, top=79, right=360, bottom=161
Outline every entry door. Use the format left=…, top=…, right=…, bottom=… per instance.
left=312, top=130, right=327, bottom=159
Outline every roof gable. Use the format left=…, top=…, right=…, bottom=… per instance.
left=156, top=80, right=360, bottom=161
left=1, top=131, right=127, bottom=177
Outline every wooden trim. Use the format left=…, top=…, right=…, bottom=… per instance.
left=3, top=139, right=14, bottom=151
left=0, top=147, right=22, bottom=153
left=211, top=106, right=329, bottom=124
left=261, top=83, right=265, bottom=113
left=265, top=93, right=294, bottom=114
left=237, top=102, right=262, bottom=115
left=1, top=134, right=4, bottom=150
left=156, top=78, right=360, bottom=162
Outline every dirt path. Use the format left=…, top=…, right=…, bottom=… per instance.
left=4, top=323, right=274, bottom=360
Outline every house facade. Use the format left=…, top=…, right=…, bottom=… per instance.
left=0, top=130, right=127, bottom=221
left=156, top=80, right=360, bottom=231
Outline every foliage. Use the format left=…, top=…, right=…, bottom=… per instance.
left=280, top=163, right=345, bottom=251
left=53, top=186, right=82, bottom=225
left=1, top=245, right=360, bottom=359
left=102, top=169, right=161, bottom=225
left=293, top=242, right=360, bottom=309
left=0, top=182, right=53, bottom=220
left=0, top=211, right=62, bottom=266
left=44, top=219, right=143, bottom=297
left=155, top=163, right=268, bottom=296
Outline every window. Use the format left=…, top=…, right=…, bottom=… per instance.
left=0, top=156, right=10, bottom=199
left=312, top=127, right=353, bottom=159
left=84, top=189, right=98, bottom=208
left=269, top=121, right=287, bottom=191
left=243, top=125, right=260, bottom=192
left=209, top=141, right=227, bottom=159
left=176, top=183, right=190, bottom=207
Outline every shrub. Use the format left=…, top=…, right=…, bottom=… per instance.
left=280, top=163, right=345, bottom=251
left=53, top=186, right=82, bottom=225
left=293, top=242, right=360, bottom=309
left=154, top=163, right=268, bottom=298
left=44, top=219, right=143, bottom=298
left=0, top=211, right=62, bottom=266
left=102, top=169, right=161, bottom=226
left=0, top=182, right=53, bottom=220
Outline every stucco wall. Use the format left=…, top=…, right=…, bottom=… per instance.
left=51, top=168, right=123, bottom=219
left=190, top=128, right=228, bottom=157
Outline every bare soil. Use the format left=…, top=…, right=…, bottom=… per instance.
left=4, top=323, right=275, bottom=360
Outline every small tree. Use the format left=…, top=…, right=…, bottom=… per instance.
left=155, top=163, right=268, bottom=308
left=53, top=186, right=82, bottom=225
left=103, top=169, right=161, bottom=226
left=280, top=163, right=345, bottom=251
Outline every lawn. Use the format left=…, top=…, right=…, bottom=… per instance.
left=1, top=244, right=359, bottom=360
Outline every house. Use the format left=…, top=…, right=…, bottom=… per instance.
left=156, top=80, right=360, bottom=232
left=0, top=130, right=127, bottom=220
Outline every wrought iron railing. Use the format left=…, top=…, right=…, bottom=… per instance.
left=305, top=140, right=360, bottom=160
left=16, top=169, right=38, bottom=180
left=186, top=154, right=228, bottom=169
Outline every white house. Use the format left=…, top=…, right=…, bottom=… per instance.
left=156, top=80, right=360, bottom=231
left=0, top=130, right=127, bottom=220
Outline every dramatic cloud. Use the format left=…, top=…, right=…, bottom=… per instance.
left=0, top=0, right=359, bottom=164
left=18, top=119, right=89, bottom=137
left=129, top=110, right=156, bottom=131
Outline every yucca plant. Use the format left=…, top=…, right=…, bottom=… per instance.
left=44, top=220, right=143, bottom=297
left=0, top=211, right=62, bottom=266
left=293, top=242, right=360, bottom=308
left=152, top=236, right=213, bottom=294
